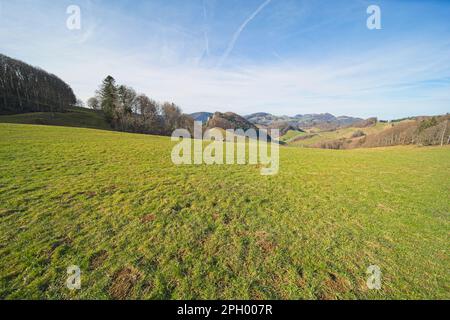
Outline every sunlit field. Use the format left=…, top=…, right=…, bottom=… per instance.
left=0, top=123, right=449, bottom=299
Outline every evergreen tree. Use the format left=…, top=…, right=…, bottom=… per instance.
left=97, top=76, right=118, bottom=122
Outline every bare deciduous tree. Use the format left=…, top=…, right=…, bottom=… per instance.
left=93, top=76, right=192, bottom=136
left=0, top=54, right=76, bottom=114
left=87, top=97, right=100, bottom=110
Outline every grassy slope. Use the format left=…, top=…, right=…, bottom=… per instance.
left=290, top=123, right=388, bottom=147
left=279, top=130, right=307, bottom=143
left=0, top=123, right=449, bottom=300
left=0, top=107, right=111, bottom=131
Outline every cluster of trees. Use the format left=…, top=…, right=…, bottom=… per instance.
left=88, top=76, right=193, bottom=136
left=360, top=116, right=449, bottom=147
left=0, top=54, right=76, bottom=114
left=353, top=117, right=378, bottom=128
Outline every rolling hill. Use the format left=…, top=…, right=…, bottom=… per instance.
left=287, top=115, right=450, bottom=149
left=0, top=107, right=111, bottom=131
left=189, top=112, right=213, bottom=123
left=288, top=122, right=390, bottom=148
left=0, top=53, right=76, bottom=114
left=206, top=112, right=259, bottom=132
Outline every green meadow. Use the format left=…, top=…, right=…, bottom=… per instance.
left=0, top=107, right=111, bottom=131
left=279, top=130, right=307, bottom=143
left=0, top=123, right=449, bottom=299
left=289, top=123, right=389, bottom=147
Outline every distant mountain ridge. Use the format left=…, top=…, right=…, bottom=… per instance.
left=189, top=111, right=365, bottom=132
left=244, top=112, right=363, bottom=129
left=190, top=112, right=213, bottom=123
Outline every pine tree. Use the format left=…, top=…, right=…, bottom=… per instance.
left=97, top=76, right=118, bottom=122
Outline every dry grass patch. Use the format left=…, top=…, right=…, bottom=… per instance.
left=89, top=250, right=108, bottom=270
left=109, top=267, right=141, bottom=300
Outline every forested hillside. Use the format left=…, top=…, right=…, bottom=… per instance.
left=0, top=54, right=76, bottom=114
left=309, top=115, right=450, bottom=149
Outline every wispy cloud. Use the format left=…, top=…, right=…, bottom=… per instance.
left=55, top=37, right=448, bottom=119
left=1, top=0, right=449, bottom=119
left=218, top=0, right=272, bottom=67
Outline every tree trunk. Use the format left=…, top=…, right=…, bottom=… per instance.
left=440, top=120, right=448, bottom=147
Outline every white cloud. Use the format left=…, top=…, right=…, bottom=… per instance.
left=51, top=37, right=449, bottom=119
left=218, top=0, right=272, bottom=67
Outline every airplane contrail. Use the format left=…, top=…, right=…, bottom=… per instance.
left=218, top=0, right=272, bottom=67
left=203, top=0, right=210, bottom=56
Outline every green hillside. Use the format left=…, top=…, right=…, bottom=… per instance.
left=279, top=130, right=307, bottom=143
left=0, top=123, right=449, bottom=299
left=289, top=123, right=389, bottom=147
left=0, top=107, right=111, bottom=131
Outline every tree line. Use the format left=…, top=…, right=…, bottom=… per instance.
left=314, top=115, right=450, bottom=149
left=88, top=76, right=193, bottom=136
left=0, top=53, right=76, bottom=114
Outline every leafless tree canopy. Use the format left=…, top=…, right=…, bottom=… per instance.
left=0, top=54, right=76, bottom=114
left=313, top=115, right=450, bottom=149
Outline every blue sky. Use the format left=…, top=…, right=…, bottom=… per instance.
left=0, top=0, right=449, bottom=119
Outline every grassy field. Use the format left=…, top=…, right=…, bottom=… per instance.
left=0, top=107, right=111, bottom=131
left=0, top=123, right=449, bottom=299
left=290, top=123, right=389, bottom=147
left=279, top=130, right=307, bottom=143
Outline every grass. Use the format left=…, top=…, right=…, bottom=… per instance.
left=0, top=123, right=449, bottom=300
left=0, top=107, right=111, bottom=131
left=279, top=130, right=307, bottom=143
left=290, top=123, right=389, bottom=147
